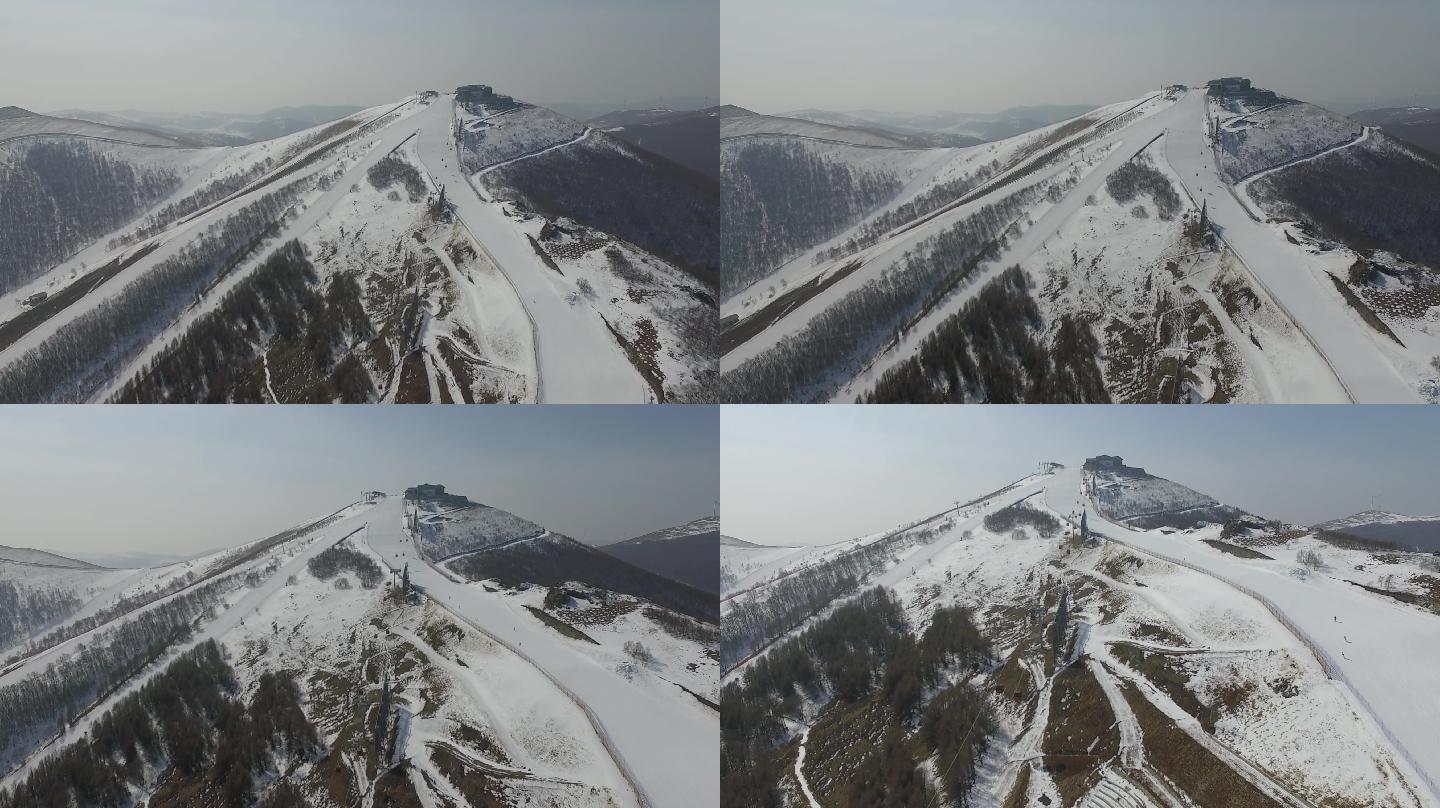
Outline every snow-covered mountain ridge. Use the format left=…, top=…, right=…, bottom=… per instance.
left=1, top=86, right=718, bottom=404
left=721, top=79, right=1440, bottom=404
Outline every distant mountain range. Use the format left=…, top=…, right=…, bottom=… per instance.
left=778, top=103, right=1099, bottom=143
left=601, top=515, right=720, bottom=594
left=1313, top=509, right=1440, bottom=552
left=1350, top=106, right=1440, bottom=155
left=44, top=104, right=367, bottom=145
left=588, top=107, right=719, bottom=180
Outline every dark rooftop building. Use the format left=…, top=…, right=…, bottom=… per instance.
left=1207, top=77, right=1280, bottom=107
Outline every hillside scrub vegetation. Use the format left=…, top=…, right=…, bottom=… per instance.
left=366, top=153, right=427, bottom=202
left=721, top=588, right=994, bottom=808
left=983, top=499, right=1064, bottom=538
left=306, top=544, right=383, bottom=588
left=485, top=137, right=718, bottom=284
left=1252, top=138, right=1440, bottom=272
left=1105, top=157, right=1182, bottom=220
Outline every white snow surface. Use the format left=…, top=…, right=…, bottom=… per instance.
left=614, top=516, right=719, bottom=546
left=3, top=493, right=716, bottom=805
left=365, top=495, right=718, bottom=808
left=413, top=498, right=547, bottom=560
left=421, top=97, right=649, bottom=402
left=2, top=92, right=674, bottom=403
left=1042, top=465, right=1440, bottom=802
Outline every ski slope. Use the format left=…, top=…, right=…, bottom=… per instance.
left=1043, top=466, right=1440, bottom=801
left=364, top=495, right=717, bottom=808
left=413, top=97, right=648, bottom=403
left=1163, top=91, right=1414, bottom=403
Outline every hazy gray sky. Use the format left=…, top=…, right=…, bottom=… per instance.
left=723, top=0, right=1440, bottom=114
left=0, top=406, right=717, bottom=558
left=723, top=406, right=1440, bottom=546
left=1, top=0, right=717, bottom=114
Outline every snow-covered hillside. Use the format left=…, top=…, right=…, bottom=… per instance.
left=723, top=458, right=1440, bottom=808
left=410, top=494, right=547, bottom=561
left=1081, top=456, right=1250, bottom=529
left=0, top=487, right=718, bottom=807
left=720, top=80, right=1440, bottom=403
left=0, top=87, right=717, bottom=404
left=719, top=535, right=806, bottom=596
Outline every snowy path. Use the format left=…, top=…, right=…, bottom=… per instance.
left=364, top=496, right=717, bottom=808
left=1164, top=91, right=1414, bottom=403
left=413, top=98, right=647, bottom=403
left=794, top=725, right=823, bottom=808
left=473, top=127, right=595, bottom=177
left=1087, top=660, right=1144, bottom=769
left=1044, top=467, right=1440, bottom=803
left=432, top=531, right=547, bottom=565
left=1233, top=126, right=1372, bottom=212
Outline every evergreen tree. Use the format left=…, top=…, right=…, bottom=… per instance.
left=374, top=670, right=392, bottom=766
left=1051, top=590, right=1069, bottom=662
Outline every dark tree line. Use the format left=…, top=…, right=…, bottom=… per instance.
left=1105, top=158, right=1181, bottom=220
left=115, top=240, right=375, bottom=403
left=307, top=544, right=383, bottom=588
left=0, top=139, right=181, bottom=295
left=0, top=572, right=246, bottom=769
left=722, top=566, right=859, bottom=670
left=111, top=158, right=277, bottom=250
left=485, top=135, right=719, bottom=284
left=3, top=570, right=199, bottom=668
left=863, top=268, right=1110, bottom=403
left=0, top=582, right=82, bottom=651
left=0, top=185, right=302, bottom=403
left=1253, top=138, right=1440, bottom=272
left=450, top=535, right=718, bottom=623
left=722, top=589, right=994, bottom=808
left=723, top=515, right=952, bottom=669
left=0, top=641, right=319, bottom=808
left=721, top=141, right=901, bottom=298
left=814, top=161, right=1001, bottom=265
left=982, top=499, right=1064, bottom=538
left=719, top=183, right=1047, bottom=403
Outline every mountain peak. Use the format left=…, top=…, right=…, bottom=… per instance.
left=0, top=105, right=36, bottom=120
